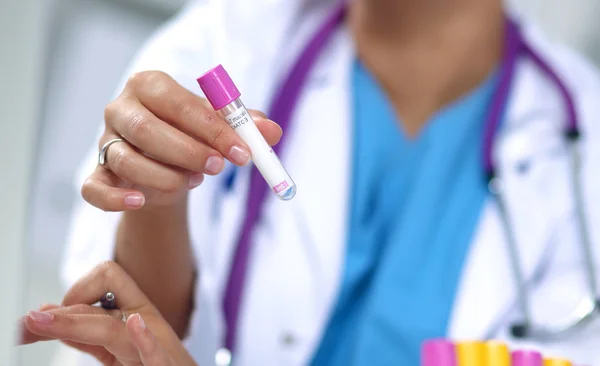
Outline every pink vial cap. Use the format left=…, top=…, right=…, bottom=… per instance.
left=196, top=64, right=241, bottom=110
left=422, top=339, right=457, bottom=366
left=512, top=350, right=543, bottom=366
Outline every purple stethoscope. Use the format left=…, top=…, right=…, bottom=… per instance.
left=217, top=3, right=597, bottom=364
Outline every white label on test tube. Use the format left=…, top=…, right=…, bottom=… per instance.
left=197, top=64, right=296, bottom=200
left=222, top=104, right=296, bottom=199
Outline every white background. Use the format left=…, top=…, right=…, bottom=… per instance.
left=0, top=0, right=48, bottom=364
left=2, top=0, right=600, bottom=365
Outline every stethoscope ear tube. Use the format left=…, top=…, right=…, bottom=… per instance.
left=505, top=137, right=599, bottom=340
left=486, top=16, right=596, bottom=340
left=490, top=175, right=535, bottom=338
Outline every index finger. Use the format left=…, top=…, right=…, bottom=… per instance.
left=127, top=72, right=247, bottom=160
left=19, top=304, right=115, bottom=345
left=62, top=261, right=154, bottom=313
left=127, top=72, right=281, bottom=163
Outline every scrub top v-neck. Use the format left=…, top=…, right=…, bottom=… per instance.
left=311, top=60, right=498, bottom=365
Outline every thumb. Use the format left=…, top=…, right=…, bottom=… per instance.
left=126, top=314, right=174, bottom=366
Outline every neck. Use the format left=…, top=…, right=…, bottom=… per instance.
left=349, top=0, right=504, bottom=136
left=351, top=0, right=492, bottom=38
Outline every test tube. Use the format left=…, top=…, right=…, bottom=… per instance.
left=512, top=350, right=543, bottom=366
left=484, top=341, right=511, bottom=366
left=422, top=339, right=457, bottom=366
left=197, top=65, right=297, bottom=200
left=456, top=341, right=485, bottom=366
left=544, top=358, right=573, bottom=366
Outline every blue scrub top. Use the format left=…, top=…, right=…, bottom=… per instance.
left=310, top=61, right=497, bottom=365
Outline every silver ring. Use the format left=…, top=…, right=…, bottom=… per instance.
left=98, top=138, right=125, bottom=166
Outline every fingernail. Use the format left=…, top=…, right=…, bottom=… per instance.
left=229, top=146, right=250, bottom=166
left=249, top=111, right=268, bottom=119
left=124, top=194, right=145, bottom=208
left=204, top=156, right=224, bottom=175
left=268, top=119, right=283, bottom=135
left=188, top=173, right=205, bottom=188
left=28, top=311, right=54, bottom=324
left=136, top=313, right=146, bottom=330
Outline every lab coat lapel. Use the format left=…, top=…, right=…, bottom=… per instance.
left=228, top=18, right=355, bottom=365
left=449, top=32, right=567, bottom=339
left=281, top=26, right=355, bottom=349
left=218, top=1, right=354, bottom=298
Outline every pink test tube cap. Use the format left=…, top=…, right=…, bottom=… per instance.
left=422, top=339, right=457, bottom=366
left=512, top=350, right=543, bottom=366
left=196, top=64, right=241, bottom=110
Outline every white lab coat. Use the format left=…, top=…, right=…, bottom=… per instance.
left=62, top=0, right=600, bottom=365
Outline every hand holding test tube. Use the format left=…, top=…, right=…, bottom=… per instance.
left=80, top=70, right=282, bottom=211
left=197, top=65, right=297, bottom=200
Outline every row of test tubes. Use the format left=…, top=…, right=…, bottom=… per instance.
left=422, top=339, right=585, bottom=366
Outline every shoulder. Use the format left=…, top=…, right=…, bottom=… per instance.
left=521, top=20, right=600, bottom=238
left=127, top=0, right=337, bottom=110
left=124, top=0, right=335, bottom=98
left=521, top=21, right=600, bottom=142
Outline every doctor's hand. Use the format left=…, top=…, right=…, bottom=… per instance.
left=18, top=261, right=197, bottom=366
left=85, top=70, right=282, bottom=211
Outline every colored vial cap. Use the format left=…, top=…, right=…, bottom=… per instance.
left=197, top=64, right=241, bottom=110
left=484, top=341, right=510, bottom=366
left=457, top=341, right=485, bottom=366
left=422, top=339, right=457, bottom=366
left=512, top=350, right=543, bottom=366
left=544, top=359, right=572, bottom=366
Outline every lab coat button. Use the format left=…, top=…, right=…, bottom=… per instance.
left=516, top=159, right=531, bottom=174
left=281, top=332, right=297, bottom=346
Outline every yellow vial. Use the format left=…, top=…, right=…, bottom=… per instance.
left=457, top=341, right=485, bottom=366
left=544, top=358, right=572, bottom=366
left=484, top=341, right=510, bottom=366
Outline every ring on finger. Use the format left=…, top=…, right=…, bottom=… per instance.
left=98, top=138, right=126, bottom=166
